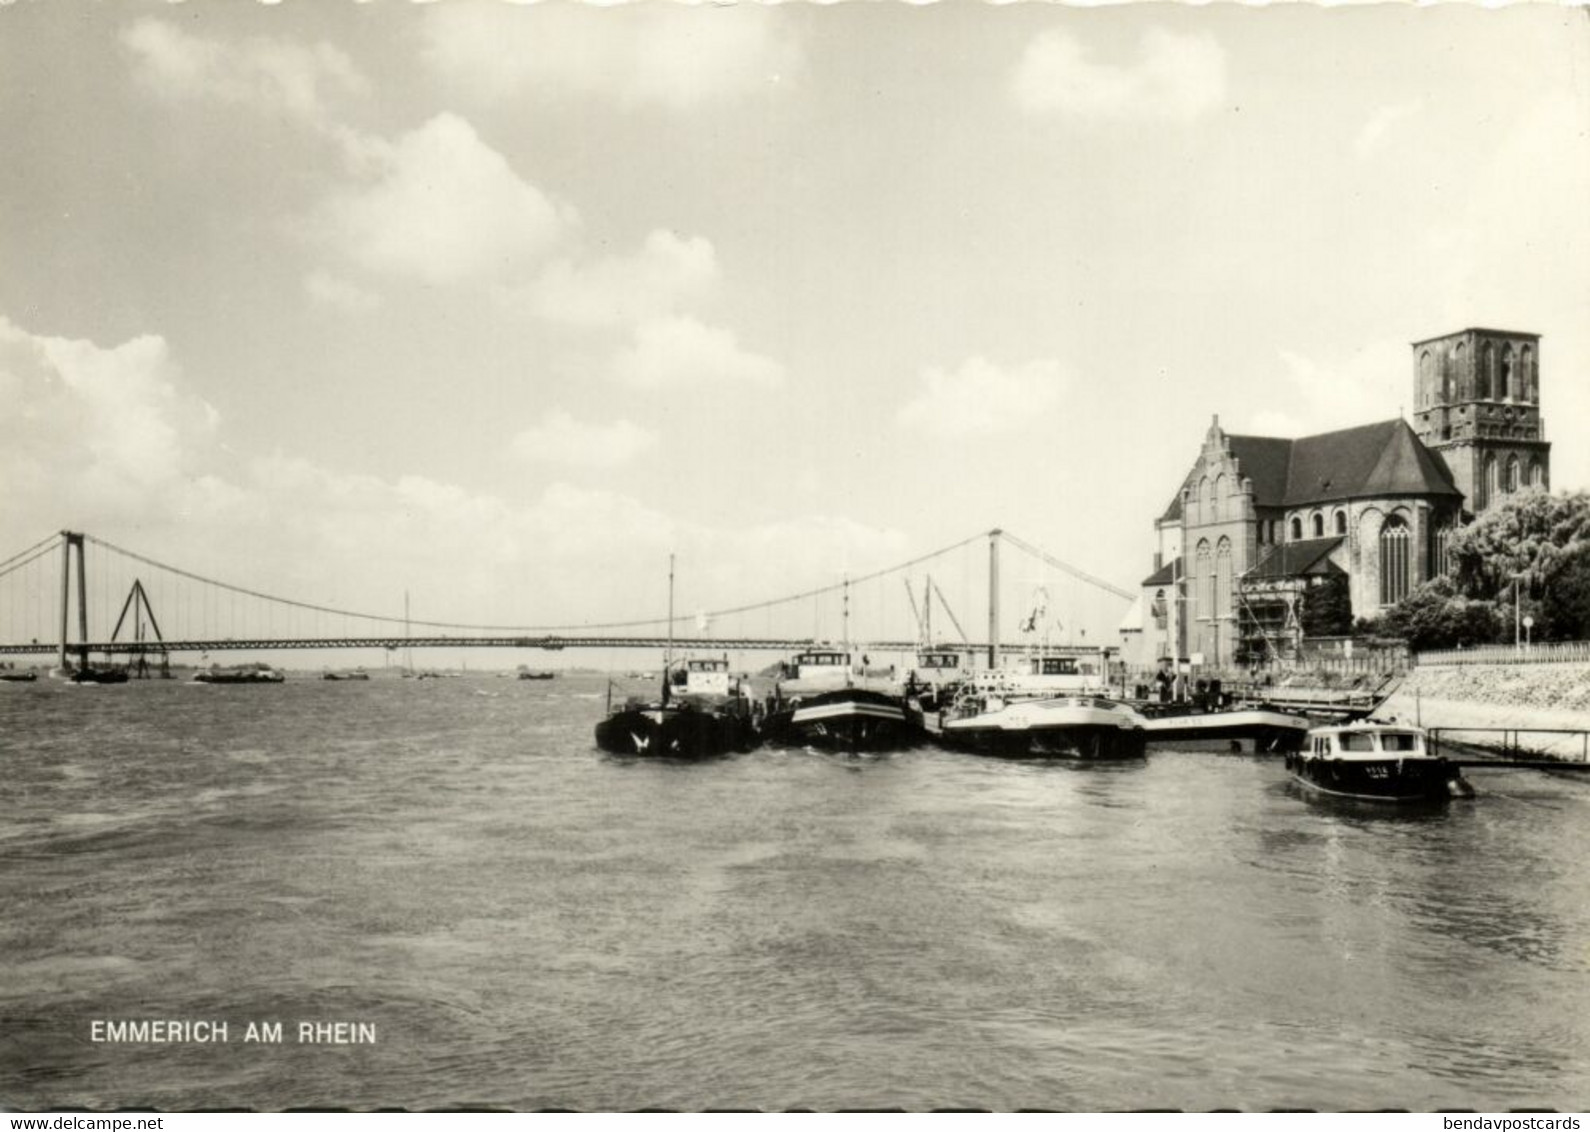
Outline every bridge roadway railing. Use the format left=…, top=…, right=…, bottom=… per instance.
left=0, top=636, right=955, bottom=656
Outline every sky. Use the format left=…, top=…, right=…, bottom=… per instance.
left=2, top=3, right=1587, bottom=656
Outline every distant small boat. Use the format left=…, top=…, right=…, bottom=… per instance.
left=322, top=671, right=370, bottom=681
left=0, top=670, right=39, bottom=683
left=194, top=664, right=285, bottom=685
left=54, top=667, right=130, bottom=685
left=517, top=669, right=556, bottom=681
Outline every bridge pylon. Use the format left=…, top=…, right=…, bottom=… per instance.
left=57, top=530, right=89, bottom=674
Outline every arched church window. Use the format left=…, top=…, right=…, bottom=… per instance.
left=1479, top=342, right=1494, bottom=400
left=1419, top=351, right=1434, bottom=406
left=1529, top=459, right=1543, bottom=488
left=1198, top=477, right=1211, bottom=525
left=1213, top=474, right=1226, bottom=522
left=1380, top=517, right=1411, bottom=607
left=1453, top=342, right=1467, bottom=399
left=1311, top=512, right=1324, bottom=538
left=1433, top=524, right=1452, bottom=578
left=1195, top=540, right=1212, bottom=621
left=1505, top=455, right=1520, bottom=493
left=1521, top=345, right=1534, bottom=401
left=1478, top=453, right=1497, bottom=511
left=1289, top=516, right=1302, bottom=541
left=1334, top=510, right=1347, bottom=536
left=1215, top=538, right=1233, bottom=618
left=1500, top=344, right=1514, bottom=401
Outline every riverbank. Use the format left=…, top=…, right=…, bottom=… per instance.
left=1380, top=661, right=1590, bottom=761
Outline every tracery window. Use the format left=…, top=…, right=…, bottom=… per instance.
left=1380, top=517, right=1410, bottom=606
left=1195, top=540, right=1212, bottom=621
left=1215, top=538, right=1233, bottom=618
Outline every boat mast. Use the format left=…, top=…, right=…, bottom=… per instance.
left=664, top=552, right=675, bottom=704
left=988, top=529, right=1001, bottom=670
left=843, top=573, right=852, bottom=687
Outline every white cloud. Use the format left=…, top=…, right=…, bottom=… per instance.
left=121, top=18, right=367, bottom=134
left=897, top=357, right=1069, bottom=439
left=422, top=5, right=801, bottom=110
left=1354, top=100, right=1423, bottom=159
left=315, top=114, right=574, bottom=286
left=0, top=313, right=870, bottom=635
left=508, top=411, right=658, bottom=469
left=1231, top=339, right=1408, bottom=439
left=611, top=316, right=783, bottom=390
left=304, top=270, right=381, bottom=313
left=526, top=230, right=719, bottom=329
left=0, top=317, right=240, bottom=541
left=1011, top=27, right=1226, bottom=122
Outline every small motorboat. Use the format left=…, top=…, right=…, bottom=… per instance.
left=1286, top=721, right=1472, bottom=802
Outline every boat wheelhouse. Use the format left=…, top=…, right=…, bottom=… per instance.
left=1286, top=722, right=1472, bottom=802
left=670, top=656, right=733, bottom=699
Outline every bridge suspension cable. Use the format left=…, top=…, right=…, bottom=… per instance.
left=0, top=533, right=61, bottom=580
left=81, top=529, right=998, bottom=635
left=998, top=530, right=1135, bottom=603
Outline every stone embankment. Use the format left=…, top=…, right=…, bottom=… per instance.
left=1381, top=662, right=1590, bottom=761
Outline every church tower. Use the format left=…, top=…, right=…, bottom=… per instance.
left=1410, top=328, right=1550, bottom=514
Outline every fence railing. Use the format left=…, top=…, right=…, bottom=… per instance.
left=1415, top=640, right=1590, bottom=667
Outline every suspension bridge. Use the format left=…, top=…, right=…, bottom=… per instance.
left=0, top=528, right=1136, bottom=674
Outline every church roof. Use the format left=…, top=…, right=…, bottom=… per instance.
left=1141, top=557, right=1181, bottom=587
left=1284, top=419, right=1460, bottom=507
left=1224, top=435, right=1293, bottom=506
left=1245, top=537, right=1346, bottom=579
left=1214, top=418, right=1460, bottom=509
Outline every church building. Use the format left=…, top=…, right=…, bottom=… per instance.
left=1122, top=328, right=1551, bottom=669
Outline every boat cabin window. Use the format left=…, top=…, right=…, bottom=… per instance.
left=1381, top=732, right=1419, bottom=752
left=917, top=653, right=960, bottom=669
left=1338, top=733, right=1378, bottom=752
left=687, top=659, right=729, bottom=672
left=796, top=652, right=849, bottom=667
left=1032, top=658, right=1079, bottom=676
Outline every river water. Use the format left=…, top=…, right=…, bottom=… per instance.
left=2, top=674, right=1587, bottom=1112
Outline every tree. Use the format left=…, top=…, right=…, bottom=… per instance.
left=1399, top=489, right=1590, bottom=643
left=1447, top=489, right=1590, bottom=604
left=1376, top=577, right=1502, bottom=651
left=1299, top=574, right=1352, bottom=637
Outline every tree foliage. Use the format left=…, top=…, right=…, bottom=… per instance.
left=1299, top=574, right=1352, bottom=637
left=1375, top=576, right=1502, bottom=650
left=1389, top=489, right=1590, bottom=644
left=1447, top=489, right=1590, bottom=601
